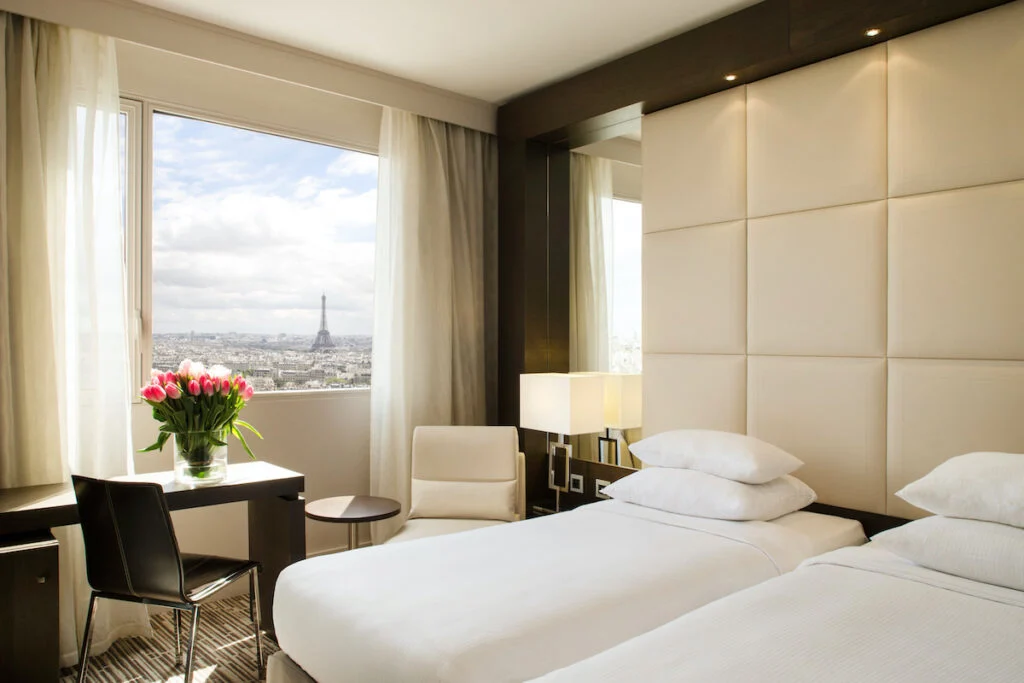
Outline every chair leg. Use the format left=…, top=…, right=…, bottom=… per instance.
left=76, top=592, right=99, bottom=683
left=174, top=608, right=183, bottom=666
left=183, top=605, right=202, bottom=683
left=251, top=567, right=265, bottom=679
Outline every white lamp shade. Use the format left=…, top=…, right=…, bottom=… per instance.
left=602, top=373, right=643, bottom=430
left=519, top=373, right=606, bottom=436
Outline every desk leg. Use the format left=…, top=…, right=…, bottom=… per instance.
left=248, top=495, right=305, bottom=638
left=0, top=532, right=60, bottom=683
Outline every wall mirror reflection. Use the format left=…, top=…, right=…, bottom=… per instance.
left=567, top=122, right=643, bottom=470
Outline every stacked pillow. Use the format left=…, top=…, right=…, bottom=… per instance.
left=602, top=430, right=816, bottom=521
left=871, top=452, right=1024, bottom=592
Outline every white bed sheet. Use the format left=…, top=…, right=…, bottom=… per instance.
left=273, top=500, right=863, bottom=683
left=532, top=545, right=1024, bottom=683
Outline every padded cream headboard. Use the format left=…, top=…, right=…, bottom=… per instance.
left=640, top=1, right=1024, bottom=518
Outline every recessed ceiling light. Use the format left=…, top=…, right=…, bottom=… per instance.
left=865, top=28, right=881, bottom=37
left=724, top=74, right=737, bottom=82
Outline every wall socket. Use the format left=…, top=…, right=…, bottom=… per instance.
left=595, top=479, right=611, bottom=499
left=569, top=474, right=585, bottom=494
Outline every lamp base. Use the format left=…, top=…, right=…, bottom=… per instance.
left=598, top=430, right=621, bottom=466
left=548, top=438, right=573, bottom=512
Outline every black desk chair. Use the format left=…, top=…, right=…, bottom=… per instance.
left=71, top=475, right=265, bottom=682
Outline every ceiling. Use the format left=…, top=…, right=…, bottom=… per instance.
left=133, top=0, right=761, bottom=103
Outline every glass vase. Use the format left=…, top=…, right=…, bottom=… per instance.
left=173, top=429, right=228, bottom=486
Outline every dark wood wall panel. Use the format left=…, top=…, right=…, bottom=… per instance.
left=497, top=0, right=1013, bottom=146
left=497, top=139, right=571, bottom=505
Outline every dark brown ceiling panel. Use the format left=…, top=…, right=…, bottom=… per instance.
left=498, top=0, right=1014, bottom=146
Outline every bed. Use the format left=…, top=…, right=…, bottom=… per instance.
left=530, top=544, right=1024, bottom=682
left=270, top=499, right=864, bottom=682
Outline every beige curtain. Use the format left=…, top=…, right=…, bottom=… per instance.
left=370, top=108, right=497, bottom=542
left=569, top=152, right=612, bottom=374
left=1, top=13, right=150, bottom=665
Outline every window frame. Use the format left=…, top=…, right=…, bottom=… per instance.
left=122, top=98, right=378, bottom=398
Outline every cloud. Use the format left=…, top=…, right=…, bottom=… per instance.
left=327, top=150, right=379, bottom=178
left=151, top=113, right=377, bottom=336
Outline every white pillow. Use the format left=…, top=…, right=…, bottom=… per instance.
left=602, top=468, right=816, bottom=521
left=628, top=430, right=803, bottom=484
left=896, top=452, right=1024, bottom=528
left=872, top=516, right=1024, bottom=592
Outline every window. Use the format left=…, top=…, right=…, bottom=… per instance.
left=122, top=107, right=378, bottom=393
left=607, top=199, right=642, bottom=373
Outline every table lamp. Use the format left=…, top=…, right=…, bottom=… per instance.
left=597, top=373, right=642, bottom=466
left=519, top=373, right=605, bottom=508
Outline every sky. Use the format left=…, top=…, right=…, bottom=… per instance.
left=609, top=199, right=642, bottom=341
left=151, top=112, right=377, bottom=336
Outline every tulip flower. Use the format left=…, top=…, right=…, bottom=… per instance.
left=191, top=362, right=206, bottom=378
left=178, top=359, right=192, bottom=377
left=202, top=378, right=215, bottom=396
left=187, top=379, right=201, bottom=396
left=142, top=384, right=167, bottom=403
left=164, top=383, right=182, bottom=400
left=150, top=369, right=161, bottom=380
left=220, top=378, right=232, bottom=396
left=242, top=385, right=255, bottom=401
left=209, top=365, right=231, bottom=380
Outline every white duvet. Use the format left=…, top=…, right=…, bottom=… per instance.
left=532, top=545, right=1024, bottom=683
left=274, top=501, right=856, bottom=682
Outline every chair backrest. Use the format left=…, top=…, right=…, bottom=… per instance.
left=409, top=426, right=524, bottom=522
left=72, top=475, right=187, bottom=604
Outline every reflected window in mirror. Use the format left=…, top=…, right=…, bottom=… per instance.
left=608, top=199, right=642, bottom=374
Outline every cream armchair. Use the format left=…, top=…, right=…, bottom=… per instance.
left=386, top=426, right=526, bottom=544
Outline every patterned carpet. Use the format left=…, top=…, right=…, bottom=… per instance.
left=60, top=596, right=278, bottom=682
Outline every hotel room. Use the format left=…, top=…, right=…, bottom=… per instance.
left=0, top=1, right=1021, bottom=682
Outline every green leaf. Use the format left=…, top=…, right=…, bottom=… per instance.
left=235, top=419, right=263, bottom=440
left=231, top=424, right=257, bottom=461
left=138, top=431, right=170, bottom=453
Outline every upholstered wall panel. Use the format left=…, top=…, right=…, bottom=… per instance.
left=747, top=46, right=887, bottom=217
left=747, top=356, right=887, bottom=513
left=888, top=2, right=1024, bottom=197
left=887, top=359, right=1024, bottom=518
left=643, top=221, right=746, bottom=354
left=642, top=88, right=746, bottom=233
left=640, top=5, right=1024, bottom=518
left=642, top=354, right=746, bottom=437
left=748, top=201, right=887, bottom=357
left=889, top=181, right=1024, bottom=361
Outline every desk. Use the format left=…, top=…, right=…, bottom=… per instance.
left=0, top=461, right=305, bottom=682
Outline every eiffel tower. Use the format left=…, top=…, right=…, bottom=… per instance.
left=310, top=292, right=336, bottom=351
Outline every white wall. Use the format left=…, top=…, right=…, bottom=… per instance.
left=132, top=390, right=372, bottom=561
left=117, top=41, right=383, bottom=153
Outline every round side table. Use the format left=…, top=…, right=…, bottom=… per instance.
left=304, top=495, right=401, bottom=552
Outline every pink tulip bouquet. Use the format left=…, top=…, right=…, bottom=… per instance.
left=140, top=359, right=262, bottom=483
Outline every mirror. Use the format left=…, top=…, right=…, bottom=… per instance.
left=569, top=121, right=643, bottom=467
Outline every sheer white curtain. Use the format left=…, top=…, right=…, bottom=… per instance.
left=1, top=14, right=150, bottom=665
left=569, top=152, right=613, bottom=373
left=370, top=108, right=496, bottom=542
